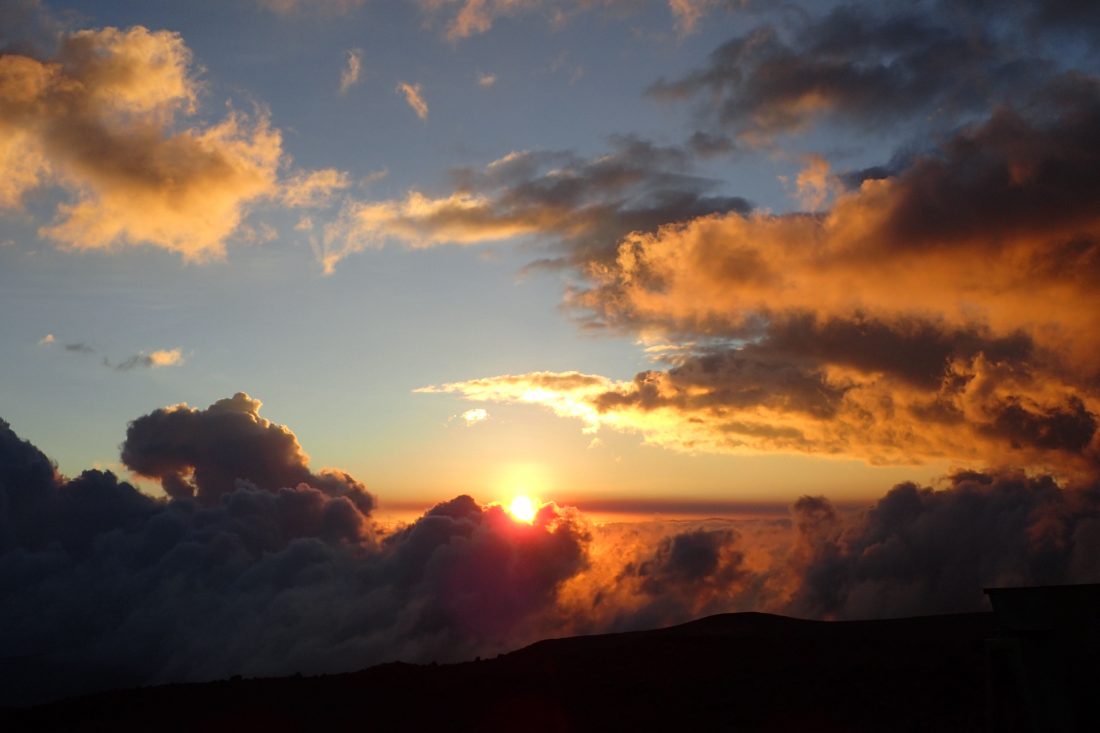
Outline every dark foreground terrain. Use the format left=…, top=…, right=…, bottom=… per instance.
left=0, top=612, right=1052, bottom=731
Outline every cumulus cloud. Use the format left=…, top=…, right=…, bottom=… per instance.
left=338, top=48, right=362, bottom=94
left=396, top=81, right=428, bottom=120
left=319, top=136, right=749, bottom=272
left=0, top=25, right=282, bottom=260
left=0, top=411, right=591, bottom=705
left=784, top=471, right=1100, bottom=619
left=120, top=392, right=374, bottom=510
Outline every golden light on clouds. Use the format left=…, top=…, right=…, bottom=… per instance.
left=461, top=407, right=489, bottom=426
left=319, top=187, right=557, bottom=272
left=0, top=26, right=283, bottom=260
left=146, top=348, right=184, bottom=368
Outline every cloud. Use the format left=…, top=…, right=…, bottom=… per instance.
left=120, top=392, right=374, bottom=510
left=0, top=25, right=283, bottom=260
left=419, top=371, right=611, bottom=434
left=108, top=348, right=185, bottom=371
left=396, top=81, right=428, bottom=120
left=646, top=1, right=1091, bottom=146
left=561, top=468, right=1100, bottom=634
left=281, top=168, right=352, bottom=208
left=0, top=411, right=589, bottom=705
left=421, top=0, right=542, bottom=40
left=256, top=0, right=366, bottom=15
left=787, top=153, right=838, bottom=211
left=419, top=0, right=737, bottom=40
left=785, top=470, right=1100, bottom=619
left=421, top=72, right=1100, bottom=477
left=666, top=0, right=739, bottom=35
left=477, top=72, right=497, bottom=87
left=319, top=136, right=750, bottom=271
left=461, top=407, right=489, bottom=426
left=47, top=340, right=188, bottom=372
left=338, top=48, right=362, bottom=94
left=4, top=406, right=1100, bottom=704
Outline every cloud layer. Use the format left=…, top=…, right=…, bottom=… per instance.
left=5, top=404, right=1100, bottom=705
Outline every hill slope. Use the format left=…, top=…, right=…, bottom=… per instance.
left=4, top=612, right=1004, bottom=731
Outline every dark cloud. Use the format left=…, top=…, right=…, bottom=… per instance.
left=120, top=393, right=374, bottom=512
left=787, top=471, right=1100, bottom=618
left=7, top=409, right=1100, bottom=706
left=636, top=528, right=745, bottom=593
left=647, top=1, right=1065, bottom=144
left=0, top=0, right=64, bottom=55
left=0, top=411, right=589, bottom=705
left=321, top=135, right=752, bottom=271
left=63, top=342, right=94, bottom=354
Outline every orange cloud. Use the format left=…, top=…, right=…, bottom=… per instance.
left=0, top=26, right=283, bottom=260
left=317, top=141, right=749, bottom=271
left=417, top=81, right=1100, bottom=476
left=395, top=81, right=428, bottom=120
left=320, top=188, right=566, bottom=272
left=281, top=168, right=352, bottom=208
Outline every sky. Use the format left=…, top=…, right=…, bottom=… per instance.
left=3, top=0, right=1100, bottom=705
left=0, top=0, right=971, bottom=512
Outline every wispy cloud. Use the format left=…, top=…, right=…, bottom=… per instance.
left=47, top=339, right=186, bottom=372
left=257, top=0, right=365, bottom=15
left=281, top=168, right=352, bottom=208
left=395, top=81, right=429, bottom=120
left=338, top=48, right=363, bottom=94
left=108, top=348, right=185, bottom=372
left=477, top=72, right=497, bottom=87
left=420, top=1, right=734, bottom=40
left=317, top=137, right=749, bottom=271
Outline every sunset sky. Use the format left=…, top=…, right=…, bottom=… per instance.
left=3, top=0, right=1100, bottom=706
left=0, top=0, right=988, bottom=511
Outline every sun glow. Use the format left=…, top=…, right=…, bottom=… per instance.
left=508, top=495, right=538, bottom=523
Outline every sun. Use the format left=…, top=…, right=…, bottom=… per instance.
left=508, top=495, right=538, bottom=523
